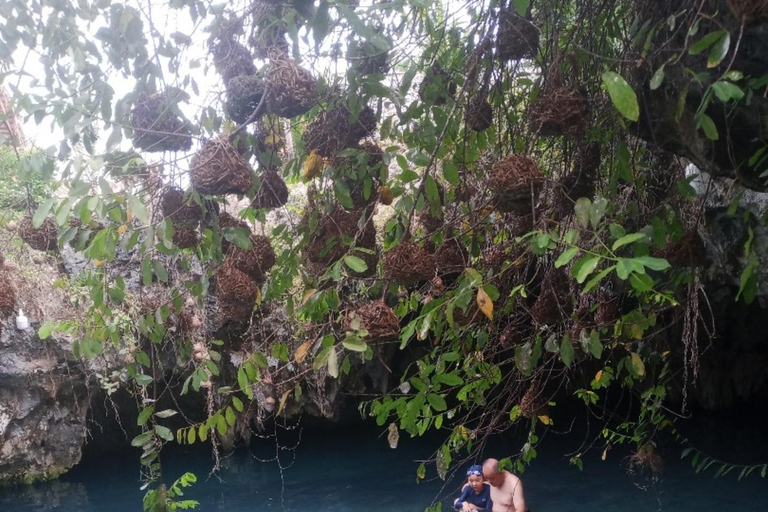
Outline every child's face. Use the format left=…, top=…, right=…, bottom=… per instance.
left=468, top=474, right=484, bottom=493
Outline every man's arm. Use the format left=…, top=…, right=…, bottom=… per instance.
left=511, top=476, right=526, bottom=512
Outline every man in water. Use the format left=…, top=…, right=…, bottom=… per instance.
left=482, top=458, right=526, bottom=512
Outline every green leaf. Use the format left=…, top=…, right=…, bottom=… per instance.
left=555, top=247, right=579, bottom=268
left=582, top=265, right=615, bottom=294
left=154, top=409, right=177, bottom=419
left=128, top=195, right=149, bottom=225
left=443, top=162, right=460, bottom=186
left=232, top=396, right=244, bottom=412
left=711, top=81, right=744, bottom=102
left=427, top=393, right=447, bottom=412
left=634, top=255, right=671, bottom=271
left=574, top=198, right=591, bottom=228
left=152, top=260, right=168, bottom=283
left=689, top=30, right=726, bottom=55
left=513, top=0, right=531, bottom=16
left=137, top=406, right=155, bottom=426
left=650, top=64, right=666, bottom=90
left=707, top=32, right=730, bottom=68
left=334, top=180, right=355, bottom=209
left=629, top=352, right=646, bottom=378
left=216, top=414, right=227, bottom=436
left=699, top=114, right=718, bottom=140
left=187, top=427, right=196, bottom=444
left=131, top=431, right=153, bottom=447
left=38, top=321, right=55, bottom=340
left=433, top=372, right=463, bottom=386
left=343, top=255, right=368, bottom=273
left=602, top=71, right=639, bottom=121
left=154, top=425, right=174, bottom=442
left=612, top=233, right=647, bottom=251
left=342, top=336, right=368, bottom=352
left=33, top=198, right=55, bottom=228
left=560, top=335, right=574, bottom=368
left=225, top=406, right=236, bottom=427
left=573, top=256, right=600, bottom=284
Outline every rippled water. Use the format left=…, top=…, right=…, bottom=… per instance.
left=1, top=422, right=767, bottom=512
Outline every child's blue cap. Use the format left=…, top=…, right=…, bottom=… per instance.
left=467, top=464, right=483, bottom=476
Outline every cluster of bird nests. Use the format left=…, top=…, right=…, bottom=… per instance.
left=464, top=97, right=494, bottom=132
left=216, top=262, right=260, bottom=303
left=489, top=155, right=544, bottom=213
left=225, top=74, right=266, bottom=125
left=519, top=378, right=546, bottom=419
left=496, top=8, right=540, bottom=61
left=104, top=150, right=147, bottom=178
left=305, top=207, right=377, bottom=267
left=0, top=256, right=17, bottom=315
left=18, top=214, right=58, bottom=252
left=530, top=270, right=573, bottom=326
left=190, top=137, right=254, bottom=195
left=251, top=167, right=289, bottom=209
left=554, top=144, right=600, bottom=217
left=265, top=50, right=318, bottom=118
left=727, top=0, right=768, bottom=25
left=130, top=91, right=192, bottom=152
left=658, top=232, right=707, bottom=268
left=304, top=105, right=378, bottom=158
left=161, top=187, right=203, bottom=229
left=434, top=238, right=469, bottom=278
left=210, top=37, right=258, bottom=85
left=226, top=234, right=276, bottom=284
left=343, top=300, right=400, bottom=343
left=347, top=38, right=391, bottom=77
left=418, top=62, right=458, bottom=106
left=383, top=242, right=436, bottom=286
left=529, top=87, right=589, bottom=137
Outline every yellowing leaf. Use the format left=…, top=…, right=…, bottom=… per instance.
left=264, top=134, right=282, bottom=148
left=117, top=224, right=128, bottom=235
left=302, top=152, right=326, bottom=180
left=630, top=352, right=646, bottom=377
left=476, top=287, right=493, bottom=320
left=93, top=259, right=105, bottom=267
left=602, top=446, right=610, bottom=461
left=538, top=414, right=554, bottom=426
left=126, top=209, right=133, bottom=222
left=595, top=370, right=603, bottom=382
left=302, top=288, right=317, bottom=305
left=276, top=389, right=291, bottom=417
left=294, top=340, right=311, bottom=364
left=387, top=422, right=399, bottom=449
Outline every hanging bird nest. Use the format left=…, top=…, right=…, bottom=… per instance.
left=251, top=25, right=290, bottom=59
left=499, top=314, right=529, bottom=348
left=162, top=187, right=203, bottom=228
left=727, top=0, right=768, bottom=25
left=210, top=38, right=258, bottom=85
left=304, top=106, right=378, bottom=158
left=343, top=300, right=400, bottom=343
left=252, top=167, right=289, bottom=209
left=529, top=87, right=589, bottom=137
left=190, top=137, right=254, bottom=195
left=0, top=269, right=17, bottom=314
left=347, top=38, right=391, bottom=76
left=555, top=144, right=600, bottom=218
left=434, top=238, right=468, bottom=277
left=464, top=97, right=494, bottom=131
left=224, top=74, right=266, bottom=125
left=508, top=212, right=535, bottom=237
left=595, top=288, right=619, bottom=327
left=254, top=116, right=285, bottom=153
left=520, top=379, right=546, bottom=418
left=348, top=106, right=377, bottom=141
left=216, top=262, right=259, bottom=303
left=418, top=63, right=458, bottom=106
left=173, top=228, right=199, bottom=249
left=530, top=270, right=572, bottom=326
left=482, top=243, right=511, bottom=270
left=305, top=207, right=376, bottom=265
left=226, top=234, right=276, bottom=283
left=265, top=51, right=318, bottom=118
left=496, top=9, right=540, bottom=61
left=383, top=242, right=436, bottom=286
left=489, top=155, right=544, bottom=213
left=130, top=91, right=192, bottom=152
left=658, top=232, right=707, bottom=268
left=18, top=214, right=58, bottom=252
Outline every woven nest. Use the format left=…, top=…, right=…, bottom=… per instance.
left=343, top=301, right=400, bottom=343
left=0, top=270, right=17, bottom=314
left=383, top=242, right=436, bottom=286
left=499, top=315, right=529, bottom=348
left=173, top=228, right=199, bottom=249
left=227, top=234, right=276, bottom=283
left=251, top=25, right=290, bottom=59
left=210, top=38, right=257, bottom=85
left=659, top=232, right=707, bottom=268
left=497, top=9, right=540, bottom=61
left=19, top=214, right=58, bottom=251
left=728, top=0, right=768, bottom=25
left=489, top=155, right=544, bottom=213
left=520, top=379, right=546, bottom=418
left=265, top=52, right=318, bottom=118
left=482, top=243, right=511, bottom=270
left=434, top=238, right=468, bottom=277
left=190, top=137, right=254, bottom=195
left=595, top=289, right=619, bottom=327
left=162, top=187, right=203, bottom=228
left=529, top=87, right=589, bottom=137
left=254, top=116, right=285, bottom=153
left=348, top=39, right=391, bottom=76
left=216, top=262, right=259, bottom=303
left=105, top=150, right=147, bottom=178
left=252, top=168, right=289, bottom=209
left=131, top=92, right=192, bottom=152
left=304, top=106, right=377, bottom=157
left=530, top=270, right=572, bottom=326
left=418, top=63, right=457, bottom=106
left=305, top=207, right=376, bottom=265
left=224, top=74, right=266, bottom=125
left=465, top=97, right=494, bottom=131
left=555, top=145, right=600, bottom=217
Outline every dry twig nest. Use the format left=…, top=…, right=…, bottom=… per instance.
left=595, top=289, right=619, bottom=327
left=162, top=187, right=203, bottom=228
left=347, top=38, right=391, bottom=76
left=464, top=97, right=494, bottom=131
left=489, top=155, right=544, bottom=213
left=497, top=9, right=540, bottom=61
left=251, top=167, right=289, bottom=209
left=520, top=379, right=546, bottom=418
left=434, top=238, right=469, bottom=278
left=658, top=232, right=707, bottom=268
left=530, top=270, right=572, bottom=326
left=226, top=234, right=276, bottom=283
left=727, top=0, right=768, bottom=25
left=0, top=266, right=17, bottom=315
left=216, top=261, right=259, bottom=303
left=304, top=106, right=377, bottom=157
left=499, top=314, right=529, bottom=348
left=305, top=207, right=376, bottom=266
left=19, top=214, right=58, bottom=251
left=343, top=300, right=400, bottom=343
left=190, top=137, right=254, bottom=195
left=418, top=63, right=458, bottom=106
left=556, top=143, right=600, bottom=217
left=173, top=228, right=199, bottom=249
left=265, top=50, right=318, bottom=118
left=383, top=242, right=436, bottom=286
left=131, top=91, right=192, bottom=152
left=254, top=116, right=285, bottom=153
left=210, top=38, right=258, bottom=85
left=225, top=74, right=266, bottom=125
left=529, top=87, right=589, bottom=137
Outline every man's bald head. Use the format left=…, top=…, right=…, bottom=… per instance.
left=482, top=458, right=500, bottom=474
left=482, top=458, right=505, bottom=487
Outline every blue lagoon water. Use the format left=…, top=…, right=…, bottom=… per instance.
left=1, top=423, right=766, bottom=511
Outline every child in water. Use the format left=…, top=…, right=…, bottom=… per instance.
left=454, top=464, right=493, bottom=511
